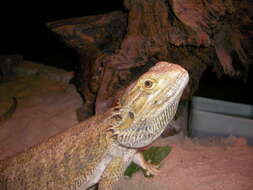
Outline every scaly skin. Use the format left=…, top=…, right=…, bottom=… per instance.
left=0, top=62, right=189, bottom=190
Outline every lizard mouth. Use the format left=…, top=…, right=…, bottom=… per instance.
left=166, top=72, right=189, bottom=100
left=116, top=71, right=189, bottom=148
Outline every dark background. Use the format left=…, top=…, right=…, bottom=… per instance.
left=0, top=1, right=252, bottom=104
left=0, top=1, right=124, bottom=70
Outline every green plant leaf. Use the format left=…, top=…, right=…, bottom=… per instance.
left=124, top=146, right=171, bottom=177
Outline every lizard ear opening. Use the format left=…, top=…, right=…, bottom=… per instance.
left=128, top=111, right=135, bottom=119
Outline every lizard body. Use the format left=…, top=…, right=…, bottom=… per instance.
left=0, top=62, right=189, bottom=190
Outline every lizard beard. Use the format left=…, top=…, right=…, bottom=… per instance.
left=117, top=99, right=179, bottom=148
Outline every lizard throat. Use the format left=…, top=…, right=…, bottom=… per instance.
left=117, top=97, right=180, bottom=148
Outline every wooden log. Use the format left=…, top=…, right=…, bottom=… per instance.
left=48, top=0, right=252, bottom=121
left=47, top=11, right=127, bottom=119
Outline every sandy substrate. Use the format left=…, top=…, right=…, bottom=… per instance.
left=114, top=137, right=253, bottom=190
left=0, top=63, right=81, bottom=159
left=0, top=62, right=253, bottom=189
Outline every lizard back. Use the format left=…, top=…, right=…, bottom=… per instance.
left=0, top=109, right=114, bottom=190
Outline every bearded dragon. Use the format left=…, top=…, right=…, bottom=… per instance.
left=0, top=62, right=189, bottom=190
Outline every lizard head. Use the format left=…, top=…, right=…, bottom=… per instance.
left=111, top=61, right=189, bottom=148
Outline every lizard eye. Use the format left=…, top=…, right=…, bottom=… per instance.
left=144, top=80, right=153, bottom=88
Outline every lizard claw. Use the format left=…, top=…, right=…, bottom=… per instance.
left=143, top=161, right=160, bottom=176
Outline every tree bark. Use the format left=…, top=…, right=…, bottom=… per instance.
left=47, top=0, right=252, bottom=121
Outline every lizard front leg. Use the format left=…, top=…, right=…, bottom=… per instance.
left=99, top=152, right=159, bottom=190
left=133, top=152, right=159, bottom=176
left=99, top=157, right=125, bottom=190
